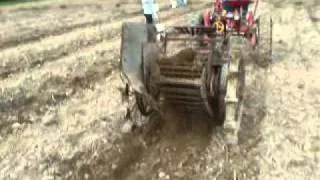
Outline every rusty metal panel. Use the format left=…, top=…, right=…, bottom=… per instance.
left=120, top=22, right=148, bottom=93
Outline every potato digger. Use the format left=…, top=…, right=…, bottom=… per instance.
left=119, top=0, right=272, bottom=144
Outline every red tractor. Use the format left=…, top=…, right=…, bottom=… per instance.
left=201, top=0, right=272, bottom=54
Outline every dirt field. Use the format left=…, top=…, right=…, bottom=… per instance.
left=0, top=0, right=319, bottom=179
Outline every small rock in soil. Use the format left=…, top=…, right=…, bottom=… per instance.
left=100, top=121, right=107, bottom=128
left=111, top=163, right=117, bottom=170
left=12, top=122, right=21, bottom=129
left=158, top=171, right=166, bottom=178
left=41, top=175, right=55, bottom=180
left=121, top=121, right=133, bottom=133
left=173, top=171, right=186, bottom=178
left=41, top=113, right=57, bottom=126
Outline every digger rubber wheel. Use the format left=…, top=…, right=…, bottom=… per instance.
left=200, top=67, right=214, bottom=117
left=135, top=92, right=154, bottom=116
left=216, top=63, right=228, bottom=126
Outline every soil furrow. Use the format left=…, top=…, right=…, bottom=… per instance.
left=198, top=66, right=269, bottom=180
left=0, top=5, right=208, bottom=179
left=0, top=9, right=130, bottom=49
left=0, top=1, right=319, bottom=180
left=0, top=72, right=127, bottom=180
left=0, top=2, right=117, bottom=16
left=0, top=7, right=195, bottom=123
left=0, top=2, right=210, bottom=50
left=0, top=40, right=119, bottom=137
left=0, top=4, right=112, bottom=25
left=0, top=3, right=209, bottom=78
left=0, top=0, right=202, bottom=15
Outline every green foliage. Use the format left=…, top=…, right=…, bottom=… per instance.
left=0, top=0, right=46, bottom=7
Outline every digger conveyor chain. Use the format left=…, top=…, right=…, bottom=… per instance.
left=157, top=63, right=204, bottom=108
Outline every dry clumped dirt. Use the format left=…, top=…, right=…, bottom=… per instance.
left=0, top=0, right=319, bottom=180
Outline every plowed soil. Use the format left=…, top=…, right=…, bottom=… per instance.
left=0, top=0, right=319, bottom=180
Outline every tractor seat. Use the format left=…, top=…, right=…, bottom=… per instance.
left=222, top=0, right=253, bottom=12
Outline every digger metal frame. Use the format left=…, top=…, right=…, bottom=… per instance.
left=120, top=21, right=270, bottom=144
left=157, top=26, right=231, bottom=120
left=157, top=25, right=248, bottom=144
